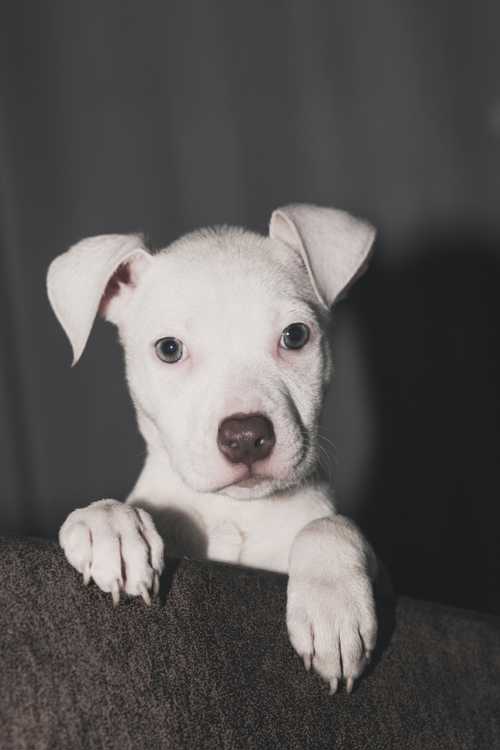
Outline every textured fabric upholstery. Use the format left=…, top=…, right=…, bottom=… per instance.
left=1, top=538, right=499, bottom=749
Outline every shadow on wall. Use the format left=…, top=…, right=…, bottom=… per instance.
left=349, top=227, right=500, bottom=616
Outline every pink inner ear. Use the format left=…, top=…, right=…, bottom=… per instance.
left=99, top=262, right=132, bottom=316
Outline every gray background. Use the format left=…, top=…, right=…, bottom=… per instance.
left=1, top=1, right=499, bottom=612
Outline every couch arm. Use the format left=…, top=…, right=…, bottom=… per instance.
left=0, top=538, right=498, bottom=750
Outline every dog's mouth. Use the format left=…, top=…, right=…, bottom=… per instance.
left=200, top=431, right=315, bottom=497
left=213, top=469, right=273, bottom=493
left=232, top=474, right=271, bottom=489
left=210, top=440, right=316, bottom=496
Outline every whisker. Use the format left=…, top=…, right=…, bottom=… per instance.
left=317, top=444, right=333, bottom=485
left=317, top=433, right=339, bottom=468
left=317, top=431, right=338, bottom=454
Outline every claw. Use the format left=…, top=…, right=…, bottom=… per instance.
left=345, top=677, right=355, bottom=694
left=82, top=562, right=91, bottom=586
left=111, top=580, right=120, bottom=608
left=329, top=678, right=339, bottom=695
left=302, top=653, right=312, bottom=672
left=139, top=583, right=151, bottom=607
left=153, top=571, right=160, bottom=597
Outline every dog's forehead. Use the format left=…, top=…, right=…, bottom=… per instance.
left=135, top=227, right=316, bottom=323
left=158, top=226, right=303, bottom=286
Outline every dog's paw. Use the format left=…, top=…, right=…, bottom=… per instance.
left=287, top=571, right=377, bottom=694
left=59, top=499, right=164, bottom=605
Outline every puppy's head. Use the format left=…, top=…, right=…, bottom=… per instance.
left=48, top=205, right=375, bottom=499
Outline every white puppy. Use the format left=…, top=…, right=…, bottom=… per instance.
left=48, top=204, right=378, bottom=694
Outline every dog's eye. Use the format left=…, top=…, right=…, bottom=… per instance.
left=155, top=337, right=184, bottom=363
left=280, top=323, right=310, bottom=350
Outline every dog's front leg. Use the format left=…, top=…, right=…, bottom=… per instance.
left=59, top=499, right=164, bottom=605
left=287, top=515, right=378, bottom=694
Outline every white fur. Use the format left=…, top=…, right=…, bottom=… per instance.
left=50, top=204, right=377, bottom=692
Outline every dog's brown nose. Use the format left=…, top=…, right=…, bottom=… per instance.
left=217, top=414, right=275, bottom=466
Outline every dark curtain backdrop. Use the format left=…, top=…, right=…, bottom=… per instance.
left=1, top=1, right=499, bottom=613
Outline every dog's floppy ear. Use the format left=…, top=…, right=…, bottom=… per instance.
left=269, top=204, right=376, bottom=308
left=47, top=234, right=151, bottom=365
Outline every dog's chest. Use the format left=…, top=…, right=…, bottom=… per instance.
left=133, top=483, right=333, bottom=573
left=202, top=490, right=332, bottom=573
left=207, top=517, right=290, bottom=572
